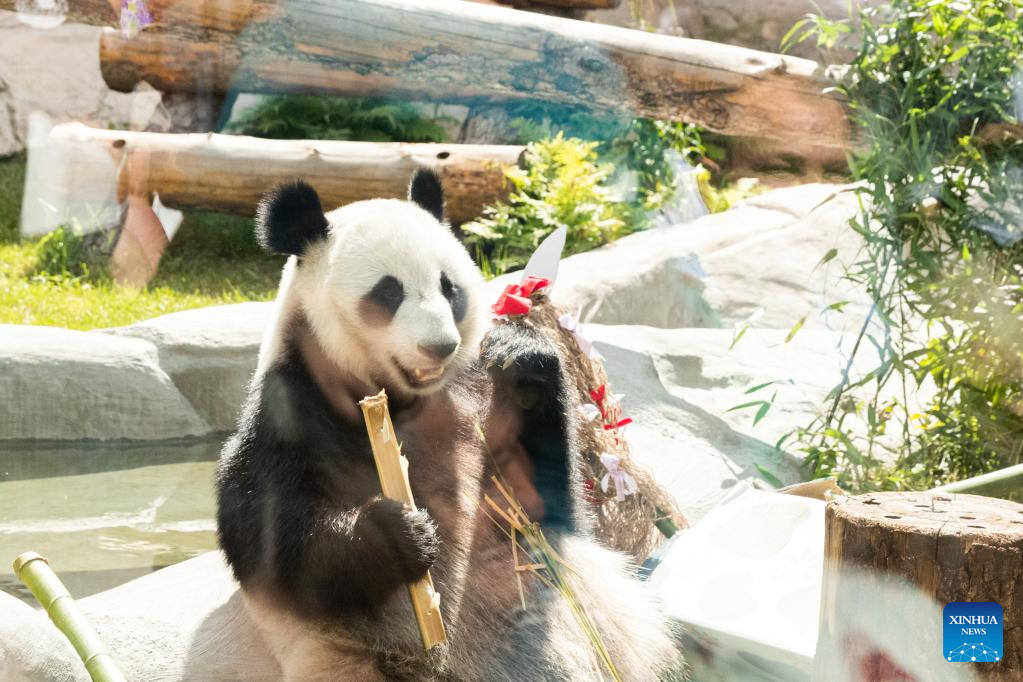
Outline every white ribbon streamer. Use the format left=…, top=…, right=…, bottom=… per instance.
left=558, top=310, right=603, bottom=360
left=599, top=453, right=638, bottom=502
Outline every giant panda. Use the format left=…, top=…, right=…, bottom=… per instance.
left=216, top=170, right=683, bottom=681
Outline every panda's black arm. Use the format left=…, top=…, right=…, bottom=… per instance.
left=281, top=491, right=439, bottom=618
left=480, top=320, right=584, bottom=533
left=219, top=472, right=438, bottom=619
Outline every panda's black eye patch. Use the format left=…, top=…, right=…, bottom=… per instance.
left=363, top=275, right=405, bottom=321
left=440, top=272, right=454, bottom=298
left=440, top=271, right=467, bottom=322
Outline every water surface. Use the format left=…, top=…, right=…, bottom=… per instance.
left=0, top=438, right=221, bottom=602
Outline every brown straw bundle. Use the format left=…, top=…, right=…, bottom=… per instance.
left=480, top=473, right=623, bottom=682
left=526, top=296, right=688, bottom=561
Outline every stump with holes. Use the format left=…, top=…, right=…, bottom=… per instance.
left=818, top=492, right=1023, bottom=680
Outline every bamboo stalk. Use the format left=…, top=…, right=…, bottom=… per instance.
left=358, top=390, right=447, bottom=651
left=13, top=552, right=126, bottom=682
left=932, top=463, right=1023, bottom=499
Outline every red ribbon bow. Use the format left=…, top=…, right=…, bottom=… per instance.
left=590, top=385, right=609, bottom=419
left=603, top=417, right=633, bottom=430
left=491, top=276, right=550, bottom=317
left=582, top=478, right=604, bottom=506
left=590, top=383, right=633, bottom=432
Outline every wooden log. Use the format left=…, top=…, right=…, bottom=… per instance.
left=0, top=0, right=617, bottom=25
left=0, top=0, right=265, bottom=32
left=0, top=0, right=118, bottom=27
left=93, top=0, right=849, bottom=148
left=496, top=0, right=622, bottom=10
left=819, top=492, right=1023, bottom=680
left=47, top=123, right=523, bottom=224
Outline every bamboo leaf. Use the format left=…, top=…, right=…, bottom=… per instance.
left=729, top=323, right=750, bottom=350
left=774, top=431, right=793, bottom=451
left=813, top=247, right=839, bottom=272
left=744, top=380, right=778, bottom=394
left=822, top=300, right=851, bottom=313
left=726, top=399, right=769, bottom=413
left=948, top=45, right=969, bottom=62
left=781, top=18, right=812, bottom=51
left=755, top=463, right=785, bottom=488
left=785, top=316, right=807, bottom=343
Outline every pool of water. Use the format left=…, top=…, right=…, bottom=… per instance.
left=0, top=438, right=222, bottom=603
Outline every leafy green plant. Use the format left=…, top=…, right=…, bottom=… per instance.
left=503, top=103, right=706, bottom=225
left=782, top=10, right=853, bottom=54
left=229, top=95, right=453, bottom=142
left=602, top=118, right=705, bottom=218
left=34, top=222, right=94, bottom=279
left=698, top=174, right=765, bottom=213
left=462, top=134, right=631, bottom=276
left=790, top=0, right=1023, bottom=491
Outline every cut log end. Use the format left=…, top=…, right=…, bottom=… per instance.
left=821, top=491, right=1023, bottom=680
left=829, top=492, right=1023, bottom=544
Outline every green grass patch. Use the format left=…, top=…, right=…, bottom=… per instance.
left=0, top=268, right=275, bottom=330
left=0, top=153, right=283, bottom=330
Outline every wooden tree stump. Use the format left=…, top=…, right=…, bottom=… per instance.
left=820, top=492, right=1023, bottom=680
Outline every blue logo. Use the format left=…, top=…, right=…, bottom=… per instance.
left=944, top=602, right=1003, bottom=663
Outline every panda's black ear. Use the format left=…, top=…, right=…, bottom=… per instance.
left=256, top=180, right=329, bottom=257
left=408, top=169, right=445, bottom=223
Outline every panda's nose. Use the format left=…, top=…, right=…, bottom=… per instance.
left=418, top=342, right=458, bottom=362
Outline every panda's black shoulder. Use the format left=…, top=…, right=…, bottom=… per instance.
left=218, top=342, right=363, bottom=474
left=216, top=345, right=365, bottom=579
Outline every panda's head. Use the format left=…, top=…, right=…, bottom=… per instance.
left=256, top=170, right=485, bottom=398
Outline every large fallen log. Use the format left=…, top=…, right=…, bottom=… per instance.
left=0, top=0, right=618, bottom=26
left=44, top=123, right=523, bottom=224
left=493, top=0, right=622, bottom=9
left=0, top=0, right=266, bottom=31
left=73, top=0, right=848, bottom=148
left=0, top=0, right=117, bottom=26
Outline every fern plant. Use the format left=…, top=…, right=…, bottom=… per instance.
left=229, top=96, right=453, bottom=142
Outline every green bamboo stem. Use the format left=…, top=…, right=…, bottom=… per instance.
left=932, top=463, right=1023, bottom=500
left=653, top=514, right=679, bottom=539
left=13, top=552, right=126, bottom=682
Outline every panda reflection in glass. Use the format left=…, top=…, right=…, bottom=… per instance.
left=215, top=171, right=684, bottom=681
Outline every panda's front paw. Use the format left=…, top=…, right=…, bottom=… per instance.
left=361, top=497, right=439, bottom=584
